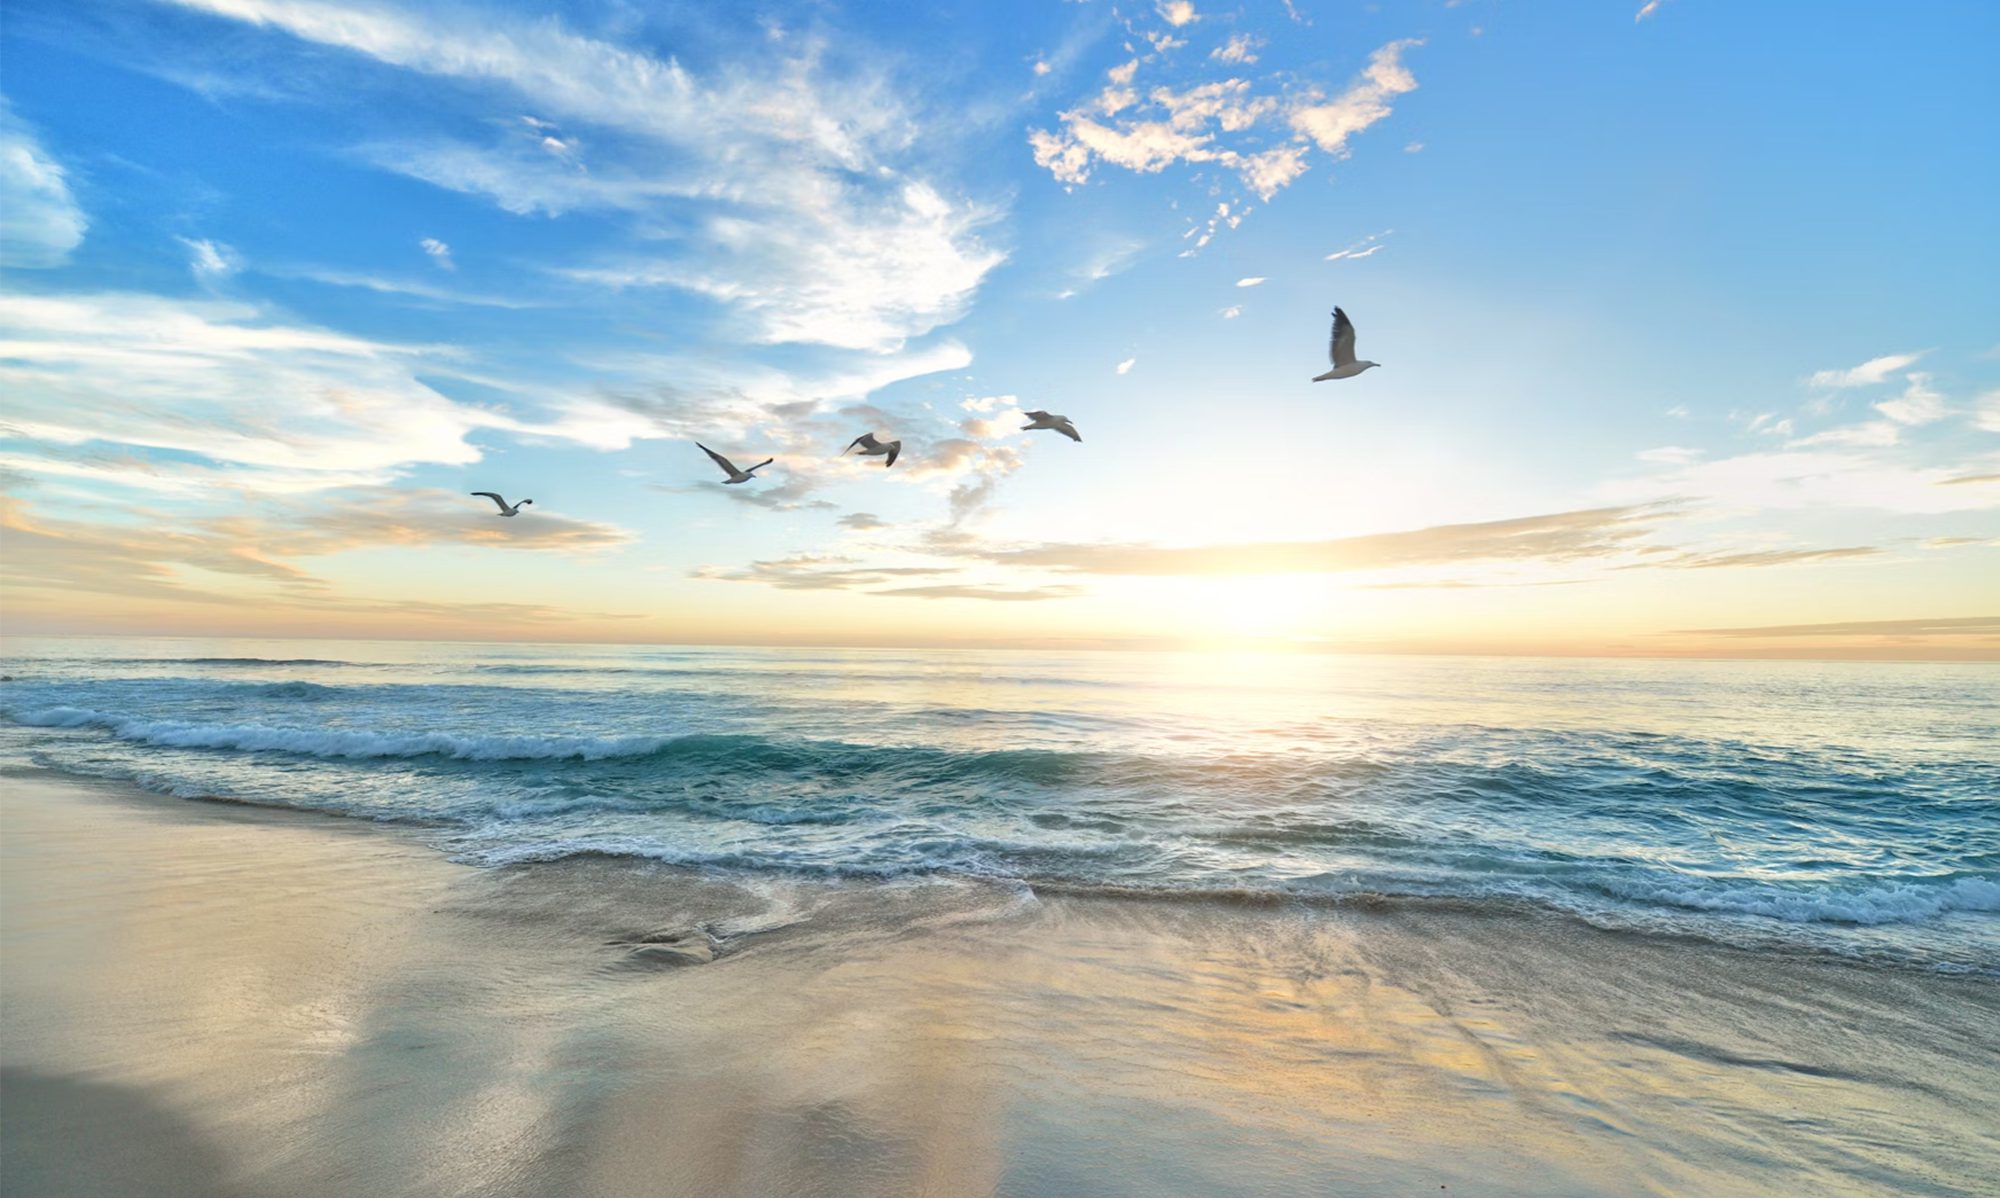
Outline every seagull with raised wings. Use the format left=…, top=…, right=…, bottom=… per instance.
left=1020, top=411, right=1081, bottom=442
left=698, top=443, right=774, bottom=484
left=471, top=492, right=532, bottom=516
left=842, top=433, right=901, bottom=467
left=1312, top=307, right=1381, bottom=381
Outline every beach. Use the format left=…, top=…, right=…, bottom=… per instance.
left=5, top=766, right=1995, bottom=1197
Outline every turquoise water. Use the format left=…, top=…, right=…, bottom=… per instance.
left=3, top=638, right=1995, bottom=973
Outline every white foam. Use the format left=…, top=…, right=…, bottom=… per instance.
left=1603, top=874, right=2000, bottom=925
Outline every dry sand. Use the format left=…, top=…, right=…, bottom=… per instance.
left=3, top=768, right=1995, bottom=1197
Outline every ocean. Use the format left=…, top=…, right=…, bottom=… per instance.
left=2, top=637, right=1995, bottom=975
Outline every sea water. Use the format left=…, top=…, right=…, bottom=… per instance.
left=3, top=638, right=1994, bottom=974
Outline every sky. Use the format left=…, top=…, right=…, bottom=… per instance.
left=1, top=0, right=1996, bottom=659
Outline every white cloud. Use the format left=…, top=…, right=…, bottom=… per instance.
left=0, top=101, right=87, bottom=269
left=1873, top=372, right=1947, bottom=425
left=1219, top=305, right=1241, bottom=319
left=1790, top=421, right=1898, bottom=448
left=1289, top=40, right=1424, bottom=156
left=177, top=237, right=238, bottom=280
left=1807, top=350, right=1928, bottom=389
left=1211, top=34, right=1259, bottom=64
left=1974, top=390, right=2000, bottom=433
left=1157, top=1, right=1199, bottom=27
left=419, top=237, right=454, bottom=270
left=170, top=0, right=1004, bottom=354
left=1033, top=60, right=1051, bottom=77
left=1635, top=0, right=1666, bottom=21
left=1235, top=276, right=1266, bottom=288
left=1608, top=445, right=2000, bottom=517
left=1116, top=357, right=1136, bottom=374
left=1029, top=38, right=1421, bottom=209
left=1636, top=446, right=1701, bottom=465
left=1403, top=141, right=1424, bottom=153
left=0, top=291, right=614, bottom=491
left=1325, top=230, right=1392, bottom=261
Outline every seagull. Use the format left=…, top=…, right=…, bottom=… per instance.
left=471, top=492, right=533, bottom=516
left=1021, top=411, right=1082, bottom=442
left=842, top=432, right=901, bottom=467
left=698, top=443, right=774, bottom=484
left=1312, top=307, right=1381, bottom=381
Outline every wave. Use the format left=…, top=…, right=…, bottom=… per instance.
left=1595, top=874, right=2000, bottom=926
left=6, top=707, right=676, bottom=762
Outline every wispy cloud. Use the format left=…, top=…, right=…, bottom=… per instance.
left=0, top=100, right=87, bottom=268
left=1671, top=616, right=2000, bottom=640
left=1116, top=357, right=1136, bottom=374
left=169, top=0, right=1005, bottom=353
left=176, top=236, right=238, bottom=280
left=1235, top=276, right=1265, bottom=288
left=1873, top=373, right=1948, bottom=425
left=974, top=505, right=1676, bottom=576
left=1807, top=351, right=1928, bottom=389
left=419, top=237, right=454, bottom=270
left=694, top=553, right=1077, bottom=602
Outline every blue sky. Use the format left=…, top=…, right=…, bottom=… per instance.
left=2, top=0, right=1996, bottom=656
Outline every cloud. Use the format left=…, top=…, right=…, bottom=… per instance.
left=419, top=237, right=454, bottom=270
left=1670, top=616, right=2000, bottom=640
left=0, top=291, right=633, bottom=493
left=170, top=0, right=1004, bottom=354
left=1807, top=351, right=1928, bottom=389
left=1873, top=373, right=1948, bottom=425
left=0, top=101, right=88, bottom=268
left=1029, top=37, right=1421, bottom=207
left=1636, top=446, right=1702, bottom=465
left=278, top=267, right=536, bottom=308
left=1644, top=546, right=1880, bottom=570
left=1235, top=276, right=1265, bottom=288
left=694, top=553, right=1073, bottom=601
left=1403, top=141, right=1423, bottom=153
left=1116, top=357, right=1136, bottom=374
left=1975, top=391, right=2000, bottom=433
left=1789, top=420, right=1898, bottom=448
left=176, top=236, right=238, bottom=280
left=1635, top=0, right=1666, bottom=22
left=838, top=512, right=888, bottom=531
left=1325, top=230, right=1392, bottom=261
left=1157, top=1, right=1199, bottom=27
left=976, top=505, right=1675, bottom=576
left=1210, top=34, right=1260, bottom=64
left=0, top=488, right=631, bottom=609
left=1219, top=305, right=1241, bottom=319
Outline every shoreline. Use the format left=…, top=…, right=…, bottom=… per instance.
left=5, top=768, right=1998, bottom=1196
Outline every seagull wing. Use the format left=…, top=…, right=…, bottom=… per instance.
left=470, top=491, right=510, bottom=512
left=698, top=443, right=739, bottom=476
left=1056, top=420, right=1081, bottom=443
left=746, top=458, right=775, bottom=475
left=1330, top=308, right=1357, bottom=368
left=884, top=441, right=900, bottom=467
left=844, top=433, right=878, bottom=454
left=1023, top=410, right=1050, bottom=421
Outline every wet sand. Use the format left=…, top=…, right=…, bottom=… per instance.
left=3, top=768, right=1995, bottom=1197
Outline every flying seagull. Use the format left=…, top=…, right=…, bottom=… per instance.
left=471, top=492, right=532, bottom=516
left=842, top=432, right=901, bottom=467
left=1021, top=411, right=1082, bottom=442
left=1312, top=307, right=1381, bottom=381
left=698, top=443, right=774, bottom=484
